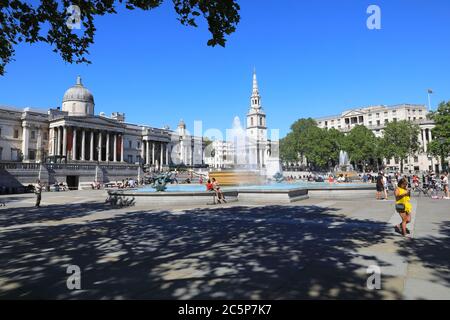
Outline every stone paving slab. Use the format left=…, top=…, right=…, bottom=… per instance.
left=0, top=191, right=449, bottom=299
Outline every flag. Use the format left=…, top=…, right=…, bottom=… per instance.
left=428, top=89, right=433, bottom=94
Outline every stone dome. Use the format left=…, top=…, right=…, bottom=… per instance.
left=62, top=76, right=95, bottom=116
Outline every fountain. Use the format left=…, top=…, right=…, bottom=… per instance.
left=208, top=116, right=275, bottom=186
left=334, top=150, right=358, bottom=179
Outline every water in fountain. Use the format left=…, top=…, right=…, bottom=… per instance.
left=230, top=116, right=248, bottom=168
left=337, top=150, right=354, bottom=172
left=209, top=116, right=282, bottom=185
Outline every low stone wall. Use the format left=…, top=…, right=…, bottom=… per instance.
left=307, top=185, right=375, bottom=199
left=107, top=189, right=239, bottom=206
left=237, top=188, right=309, bottom=204
left=0, top=162, right=141, bottom=192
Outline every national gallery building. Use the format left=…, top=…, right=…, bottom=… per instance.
left=0, top=76, right=205, bottom=190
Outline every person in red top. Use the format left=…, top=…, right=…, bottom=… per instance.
left=206, top=179, right=214, bottom=191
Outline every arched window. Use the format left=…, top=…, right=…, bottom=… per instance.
left=251, top=117, right=254, bottom=126
left=260, top=117, right=263, bottom=126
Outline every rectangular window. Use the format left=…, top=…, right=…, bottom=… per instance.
left=384, top=119, right=388, bottom=124
left=377, top=120, right=380, bottom=126
left=0, top=147, right=2, bottom=160
left=31, top=131, right=36, bottom=140
left=128, top=141, right=132, bottom=148
left=11, top=149, right=18, bottom=161
left=0, top=128, right=2, bottom=136
left=136, top=155, right=141, bottom=163
left=414, top=156, right=419, bottom=163
left=137, top=142, right=140, bottom=149
left=369, top=121, right=372, bottom=125
left=376, top=113, right=380, bottom=118
left=43, top=132, right=48, bottom=140
left=386, top=159, right=391, bottom=165
left=14, top=129, right=19, bottom=138
left=127, top=155, right=133, bottom=163
left=29, top=150, right=36, bottom=160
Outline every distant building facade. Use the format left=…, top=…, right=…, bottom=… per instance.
left=311, top=104, right=444, bottom=172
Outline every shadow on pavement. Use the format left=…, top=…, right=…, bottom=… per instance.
left=0, top=202, right=108, bottom=228
left=397, top=221, right=450, bottom=288
left=0, top=205, right=402, bottom=299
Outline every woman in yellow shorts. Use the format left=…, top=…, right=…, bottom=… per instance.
left=395, top=178, right=412, bottom=237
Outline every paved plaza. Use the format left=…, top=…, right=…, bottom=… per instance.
left=0, top=190, right=449, bottom=299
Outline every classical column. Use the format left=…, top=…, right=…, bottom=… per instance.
left=160, top=142, right=164, bottom=169
left=146, top=141, right=150, bottom=165
left=113, top=134, right=117, bottom=162
left=72, top=127, right=77, bottom=160
left=422, top=129, right=427, bottom=153
left=90, top=131, right=94, bottom=161
left=81, top=129, right=86, bottom=161
left=427, top=128, right=432, bottom=145
left=62, top=126, right=67, bottom=157
left=166, top=143, right=169, bottom=165
left=36, top=127, right=42, bottom=162
left=152, top=141, right=155, bottom=165
left=106, top=132, right=110, bottom=162
left=141, top=140, right=145, bottom=164
left=98, top=131, right=102, bottom=161
left=59, top=126, right=63, bottom=156
left=120, top=134, right=124, bottom=162
left=21, top=125, right=29, bottom=161
left=51, top=127, right=56, bottom=156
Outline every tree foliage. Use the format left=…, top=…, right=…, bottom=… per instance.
left=428, top=101, right=450, bottom=169
left=381, top=120, right=420, bottom=172
left=0, top=0, right=240, bottom=75
left=342, top=125, right=376, bottom=170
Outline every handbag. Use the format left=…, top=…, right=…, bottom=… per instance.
left=395, top=203, right=406, bottom=212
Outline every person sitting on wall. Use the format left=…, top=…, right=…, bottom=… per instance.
left=206, top=179, right=214, bottom=191
left=212, top=178, right=226, bottom=204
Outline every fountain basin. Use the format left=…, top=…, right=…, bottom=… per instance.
left=208, top=170, right=266, bottom=186
left=106, top=182, right=375, bottom=205
left=108, top=189, right=239, bottom=206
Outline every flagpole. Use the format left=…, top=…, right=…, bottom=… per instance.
left=427, top=89, right=433, bottom=112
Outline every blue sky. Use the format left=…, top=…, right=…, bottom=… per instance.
left=1, top=0, right=450, bottom=138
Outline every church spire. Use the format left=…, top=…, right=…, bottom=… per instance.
left=252, top=68, right=259, bottom=96
left=250, top=69, right=262, bottom=110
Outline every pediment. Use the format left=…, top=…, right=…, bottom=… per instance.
left=341, top=110, right=365, bottom=117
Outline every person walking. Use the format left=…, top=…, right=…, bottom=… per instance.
left=35, top=180, right=43, bottom=207
left=376, top=172, right=384, bottom=200
left=394, top=178, right=412, bottom=237
left=442, top=171, right=449, bottom=199
left=382, top=172, right=388, bottom=200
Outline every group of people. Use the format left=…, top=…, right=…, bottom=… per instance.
left=205, top=178, right=226, bottom=204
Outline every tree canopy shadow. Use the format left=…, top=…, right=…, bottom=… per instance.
left=0, top=202, right=108, bottom=228
left=397, top=220, right=450, bottom=288
left=0, top=204, right=402, bottom=299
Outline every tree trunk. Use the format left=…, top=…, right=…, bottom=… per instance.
left=400, top=159, right=404, bottom=173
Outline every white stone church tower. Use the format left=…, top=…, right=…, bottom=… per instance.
left=246, top=70, right=268, bottom=168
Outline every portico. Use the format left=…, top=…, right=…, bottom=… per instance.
left=49, top=119, right=126, bottom=163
